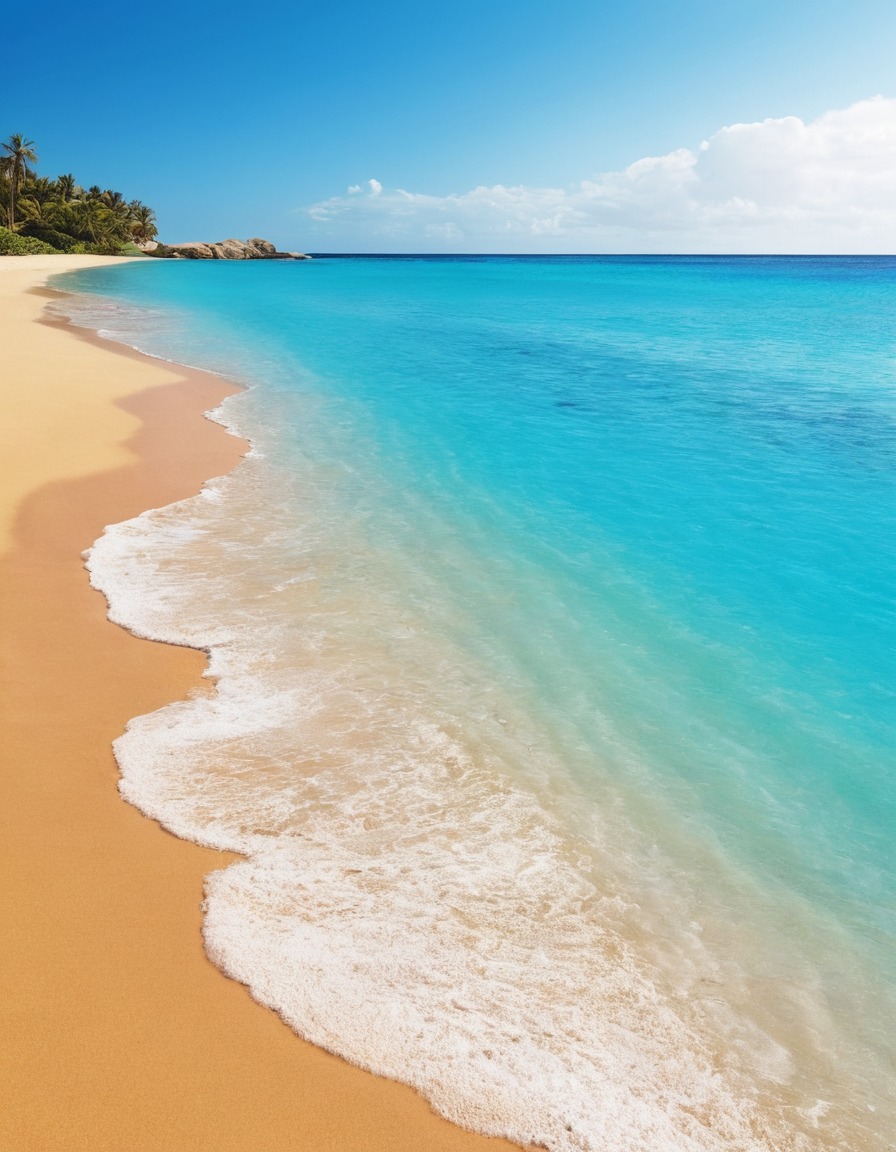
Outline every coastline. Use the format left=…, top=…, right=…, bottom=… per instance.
left=0, top=255, right=519, bottom=1152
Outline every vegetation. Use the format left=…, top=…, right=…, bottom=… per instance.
left=0, top=133, right=158, bottom=255
left=0, top=225, right=58, bottom=255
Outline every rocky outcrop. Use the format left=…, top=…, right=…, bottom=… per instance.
left=155, top=237, right=310, bottom=260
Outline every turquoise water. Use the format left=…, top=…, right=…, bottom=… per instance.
left=59, top=257, right=894, bottom=1150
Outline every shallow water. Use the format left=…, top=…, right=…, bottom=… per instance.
left=56, top=256, right=895, bottom=1150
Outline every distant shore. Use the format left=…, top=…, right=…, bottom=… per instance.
left=0, top=254, right=519, bottom=1152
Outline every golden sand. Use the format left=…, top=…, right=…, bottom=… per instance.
left=0, top=256, right=518, bottom=1152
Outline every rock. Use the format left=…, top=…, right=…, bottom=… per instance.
left=213, top=238, right=251, bottom=259
left=165, top=241, right=216, bottom=259
left=159, top=237, right=309, bottom=261
left=246, top=237, right=277, bottom=256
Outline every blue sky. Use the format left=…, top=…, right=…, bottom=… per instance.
left=7, top=0, right=895, bottom=251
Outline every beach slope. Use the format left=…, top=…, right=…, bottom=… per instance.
left=0, top=255, right=519, bottom=1152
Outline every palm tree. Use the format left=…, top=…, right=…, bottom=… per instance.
left=54, top=173, right=78, bottom=202
left=0, top=138, right=159, bottom=253
left=18, top=193, right=65, bottom=231
left=128, top=201, right=158, bottom=243
left=1, top=133, right=38, bottom=230
left=69, top=198, right=131, bottom=251
left=17, top=175, right=67, bottom=243
left=67, top=199, right=108, bottom=245
left=21, top=175, right=55, bottom=206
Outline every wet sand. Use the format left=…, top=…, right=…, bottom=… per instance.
left=0, top=255, right=519, bottom=1152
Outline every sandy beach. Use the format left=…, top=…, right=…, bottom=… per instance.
left=0, top=255, right=519, bottom=1152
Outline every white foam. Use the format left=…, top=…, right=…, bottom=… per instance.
left=84, top=458, right=843, bottom=1152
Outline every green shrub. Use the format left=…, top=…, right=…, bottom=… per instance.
left=21, top=225, right=78, bottom=252
left=85, top=243, right=120, bottom=255
left=0, top=225, right=59, bottom=255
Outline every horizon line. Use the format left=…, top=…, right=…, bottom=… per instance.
left=303, top=251, right=896, bottom=258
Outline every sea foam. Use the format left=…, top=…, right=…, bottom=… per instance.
left=86, top=459, right=836, bottom=1152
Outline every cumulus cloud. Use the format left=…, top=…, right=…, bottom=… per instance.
left=304, top=97, right=896, bottom=252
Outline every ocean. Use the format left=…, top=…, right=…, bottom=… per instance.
left=54, top=255, right=894, bottom=1151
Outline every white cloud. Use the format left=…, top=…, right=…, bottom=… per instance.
left=303, top=97, right=896, bottom=252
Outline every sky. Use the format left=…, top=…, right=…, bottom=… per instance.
left=6, top=0, right=895, bottom=252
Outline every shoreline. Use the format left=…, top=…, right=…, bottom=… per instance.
left=0, top=255, right=519, bottom=1152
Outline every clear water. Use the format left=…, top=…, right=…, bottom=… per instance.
left=56, top=256, right=895, bottom=1151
